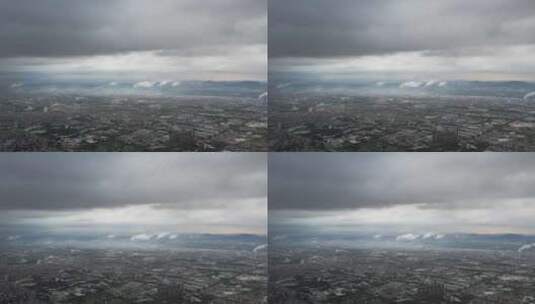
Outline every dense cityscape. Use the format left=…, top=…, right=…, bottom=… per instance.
left=0, top=93, right=266, bottom=151
left=270, top=245, right=535, bottom=304
left=269, top=93, right=535, bottom=152
left=0, top=242, right=267, bottom=304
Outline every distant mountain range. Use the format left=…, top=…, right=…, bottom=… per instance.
left=2, top=78, right=266, bottom=99
left=270, top=77, right=535, bottom=100
left=0, top=232, right=267, bottom=251
left=270, top=231, right=535, bottom=253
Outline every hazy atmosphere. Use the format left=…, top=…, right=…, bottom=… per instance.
left=269, top=153, right=535, bottom=304
left=0, top=153, right=267, bottom=237
left=0, top=0, right=268, bottom=152
left=270, top=153, right=535, bottom=235
left=0, top=0, right=267, bottom=82
left=0, top=153, right=268, bottom=304
left=270, top=0, right=535, bottom=81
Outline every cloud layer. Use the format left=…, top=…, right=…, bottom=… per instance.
left=270, top=153, right=535, bottom=234
left=0, top=0, right=267, bottom=80
left=269, top=0, right=535, bottom=80
left=269, top=153, right=535, bottom=210
left=269, top=0, right=535, bottom=58
left=0, top=153, right=267, bottom=234
left=0, top=0, right=265, bottom=58
left=0, top=153, right=265, bottom=211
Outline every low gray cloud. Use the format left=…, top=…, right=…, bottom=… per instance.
left=0, top=0, right=266, bottom=58
left=0, top=0, right=267, bottom=80
left=0, top=153, right=266, bottom=211
left=269, top=0, right=535, bottom=58
left=269, top=153, right=535, bottom=210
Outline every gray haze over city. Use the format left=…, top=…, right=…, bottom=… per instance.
left=0, top=0, right=268, bottom=152
left=269, top=157, right=535, bottom=304
left=0, top=153, right=268, bottom=304
left=269, top=0, right=535, bottom=152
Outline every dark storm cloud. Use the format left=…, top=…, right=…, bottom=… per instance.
left=269, top=0, right=535, bottom=58
left=0, top=0, right=266, bottom=58
left=0, top=153, right=266, bottom=211
left=269, top=153, right=535, bottom=210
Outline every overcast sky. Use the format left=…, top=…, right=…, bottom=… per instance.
left=0, top=153, right=267, bottom=235
left=270, top=153, right=535, bottom=235
left=270, top=0, right=535, bottom=81
left=0, top=0, right=266, bottom=81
